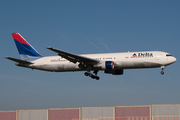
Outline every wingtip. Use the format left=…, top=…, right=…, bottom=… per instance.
left=4, top=57, right=9, bottom=59
left=46, top=47, right=53, bottom=49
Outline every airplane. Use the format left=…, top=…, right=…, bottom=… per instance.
left=5, top=33, right=177, bottom=80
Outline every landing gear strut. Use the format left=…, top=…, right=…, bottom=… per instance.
left=84, top=71, right=100, bottom=80
left=161, top=66, right=165, bottom=75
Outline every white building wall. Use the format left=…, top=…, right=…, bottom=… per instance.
left=82, top=107, right=114, bottom=120
left=152, top=104, right=180, bottom=120
left=18, top=109, right=47, bottom=120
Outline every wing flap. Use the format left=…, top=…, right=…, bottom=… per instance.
left=5, top=57, right=33, bottom=64
left=46, top=47, right=99, bottom=64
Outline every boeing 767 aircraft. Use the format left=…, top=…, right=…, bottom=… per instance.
left=5, top=33, right=176, bottom=80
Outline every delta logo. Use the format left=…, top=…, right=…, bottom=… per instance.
left=132, top=53, right=137, bottom=57
left=131, top=53, right=153, bottom=58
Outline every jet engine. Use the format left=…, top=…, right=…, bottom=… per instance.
left=94, top=61, right=114, bottom=70
left=104, top=69, right=124, bottom=75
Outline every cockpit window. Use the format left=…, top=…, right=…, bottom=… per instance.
left=166, top=54, right=172, bottom=57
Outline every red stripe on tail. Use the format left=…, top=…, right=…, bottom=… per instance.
left=12, top=33, right=30, bottom=45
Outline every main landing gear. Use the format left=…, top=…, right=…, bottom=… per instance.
left=161, top=66, right=165, bottom=75
left=84, top=70, right=100, bottom=80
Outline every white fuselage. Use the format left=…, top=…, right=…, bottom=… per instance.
left=20, top=51, right=176, bottom=72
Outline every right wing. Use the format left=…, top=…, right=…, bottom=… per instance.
left=5, top=57, right=33, bottom=64
left=46, top=47, right=99, bottom=65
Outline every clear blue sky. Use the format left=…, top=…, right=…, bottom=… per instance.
left=1, top=0, right=180, bottom=111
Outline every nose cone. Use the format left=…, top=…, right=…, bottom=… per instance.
left=169, top=56, right=177, bottom=64
left=173, top=57, right=177, bottom=63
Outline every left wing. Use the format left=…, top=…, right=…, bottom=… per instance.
left=46, top=47, right=99, bottom=65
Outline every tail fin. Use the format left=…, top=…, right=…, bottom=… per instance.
left=12, top=33, right=42, bottom=61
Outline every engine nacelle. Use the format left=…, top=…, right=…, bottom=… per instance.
left=104, top=69, right=124, bottom=75
left=102, top=61, right=114, bottom=70
left=94, top=61, right=115, bottom=70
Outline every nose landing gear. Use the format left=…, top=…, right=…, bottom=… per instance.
left=84, top=71, right=100, bottom=80
left=161, top=66, right=165, bottom=75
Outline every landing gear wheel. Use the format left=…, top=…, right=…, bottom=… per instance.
left=84, top=72, right=89, bottom=76
left=84, top=71, right=100, bottom=80
left=91, top=76, right=96, bottom=79
left=161, top=71, right=164, bottom=75
left=91, top=75, right=100, bottom=80
left=95, top=76, right=100, bottom=80
left=160, top=66, right=165, bottom=75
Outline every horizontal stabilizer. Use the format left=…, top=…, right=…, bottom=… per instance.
left=5, top=57, right=33, bottom=64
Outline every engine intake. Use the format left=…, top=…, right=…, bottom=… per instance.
left=94, top=61, right=114, bottom=70
left=105, top=61, right=114, bottom=69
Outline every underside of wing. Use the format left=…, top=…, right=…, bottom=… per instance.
left=46, top=47, right=99, bottom=65
left=5, top=57, right=33, bottom=64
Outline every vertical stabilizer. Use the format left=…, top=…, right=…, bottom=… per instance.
left=12, top=33, right=42, bottom=61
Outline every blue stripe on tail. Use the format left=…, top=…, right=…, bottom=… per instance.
left=14, top=40, right=42, bottom=57
left=12, top=33, right=43, bottom=61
